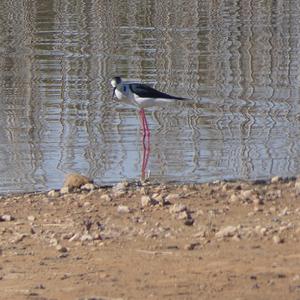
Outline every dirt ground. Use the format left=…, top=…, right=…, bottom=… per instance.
left=1, top=177, right=300, bottom=300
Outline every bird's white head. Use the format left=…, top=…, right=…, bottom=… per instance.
left=111, top=76, right=122, bottom=88
left=111, top=76, right=122, bottom=99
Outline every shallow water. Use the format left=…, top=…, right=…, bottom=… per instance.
left=1, top=0, right=300, bottom=193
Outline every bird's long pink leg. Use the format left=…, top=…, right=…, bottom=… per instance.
left=139, top=109, right=146, bottom=136
left=140, top=109, right=150, bottom=139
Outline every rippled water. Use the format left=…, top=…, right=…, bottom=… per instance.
left=1, top=0, right=300, bottom=193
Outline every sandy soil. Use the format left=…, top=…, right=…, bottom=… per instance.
left=1, top=177, right=300, bottom=300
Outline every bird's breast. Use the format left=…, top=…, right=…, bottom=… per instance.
left=115, top=88, right=136, bottom=106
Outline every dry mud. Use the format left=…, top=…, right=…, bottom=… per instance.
left=1, top=177, right=300, bottom=300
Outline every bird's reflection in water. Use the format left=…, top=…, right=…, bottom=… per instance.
left=141, top=133, right=150, bottom=180
left=140, top=111, right=151, bottom=180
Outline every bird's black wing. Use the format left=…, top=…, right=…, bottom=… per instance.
left=129, top=83, right=185, bottom=100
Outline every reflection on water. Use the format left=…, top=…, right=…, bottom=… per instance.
left=1, top=0, right=300, bottom=193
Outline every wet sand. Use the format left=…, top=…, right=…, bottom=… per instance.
left=1, top=177, right=300, bottom=300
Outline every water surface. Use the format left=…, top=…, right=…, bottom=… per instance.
left=1, top=0, right=300, bottom=193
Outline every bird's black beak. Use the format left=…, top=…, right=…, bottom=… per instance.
left=112, top=87, right=116, bottom=100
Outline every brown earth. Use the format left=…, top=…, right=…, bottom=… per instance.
left=1, top=177, right=300, bottom=300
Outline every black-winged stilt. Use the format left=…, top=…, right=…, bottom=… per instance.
left=111, top=76, right=189, bottom=138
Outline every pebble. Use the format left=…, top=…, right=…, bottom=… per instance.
left=184, top=242, right=199, bottom=250
left=215, top=226, right=237, bottom=239
left=165, top=193, right=180, bottom=202
left=177, top=211, right=189, bottom=220
left=50, top=238, right=59, bottom=246
left=279, top=207, right=288, bottom=217
left=253, top=206, right=263, bottom=212
left=271, top=176, right=281, bottom=184
left=11, top=233, right=27, bottom=243
left=27, top=215, right=36, bottom=222
left=260, top=227, right=267, bottom=236
left=113, top=190, right=127, bottom=198
left=81, top=183, right=96, bottom=191
left=56, top=245, right=68, bottom=253
left=169, top=204, right=187, bottom=214
left=69, top=233, right=80, bottom=242
left=152, top=193, right=164, bottom=202
left=60, top=186, right=70, bottom=194
left=100, top=194, right=112, bottom=202
left=229, top=194, right=239, bottom=203
left=141, top=196, right=157, bottom=207
left=240, top=190, right=255, bottom=201
left=0, top=214, right=13, bottom=221
left=295, top=180, right=300, bottom=195
left=184, top=218, right=194, bottom=226
left=61, top=233, right=74, bottom=240
left=48, top=190, right=59, bottom=197
left=113, top=181, right=128, bottom=192
left=253, top=197, right=264, bottom=205
left=140, top=187, right=149, bottom=195
left=273, top=235, right=284, bottom=244
left=117, top=205, right=131, bottom=214
left=80, top=233, right=94, bottom=242
left=63, top=173, right=92, bottom=190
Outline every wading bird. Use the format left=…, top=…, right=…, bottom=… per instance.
left=111, top=76, right=189, bottom=138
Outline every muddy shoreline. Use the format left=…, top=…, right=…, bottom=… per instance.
left=1, top=176, right=300, bottom=299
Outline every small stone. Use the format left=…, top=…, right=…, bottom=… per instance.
left=69, top=233, right=80, bottom=242
left=273, top=235, right=284, bottom=244
left=117, top=205, right=131, bottom=213
left=60, top=186, right=70, bottom=194
left=80, top=233, right=93, bottom=242
left=11, top=233, right=27, bottom=243
left=61, top=233, right=74, bottom=240
left=232, top=234, right=241, bottom=241
left=0, top=214, right=13, bottom=222
left=271, top=176, right=281, bottom=184
left=292, top=274, right=300, bottom=281
left=113, top=190, right=126, bottom=198
left=253, top=197, right=264, bottom=205
left=141, top=196, right=157, bottom=207
left=169, top=204, right=187, bottom=214
left=184, top=242, right=199, bottom=250
left=260, top=228, right=267, bottom=236
left=240, top=190, right=255, bottom=201
left=48, top=190, right=59, bottom=197
left=27, top=215, right=35, bottom=222
left=63, top=173, right=92, bottom=190
left=56, top=245, right=68, bottom=253
left=184, top=218, right=194, bottom=226
left=165, top=193, right=180, bottom=202
left=100, top=194, right=112, bottom=202
left=151, top=193, right=163, bottom=202
left=50, top=238, right=59, bottom=246
left=177, top=211, right=189, bottom=220
left=295, top=180, right=300, bottom=195
left=253, top=206, right=263, bottom=212
left=215, top=226, right=237, bottom=239
left=81, top=183, right=96, bottom=191
left=34, top=284, right=45, bottom=289
left=113, top=181, right=128, bottom=192
left=229, top=194, right=239, bottom=203
left=279, top=207, right=288, bottom=216
left=140, top=187, right=148, bottom=195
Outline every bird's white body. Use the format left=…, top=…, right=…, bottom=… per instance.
left=111, top=77, right=187, bottom=109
